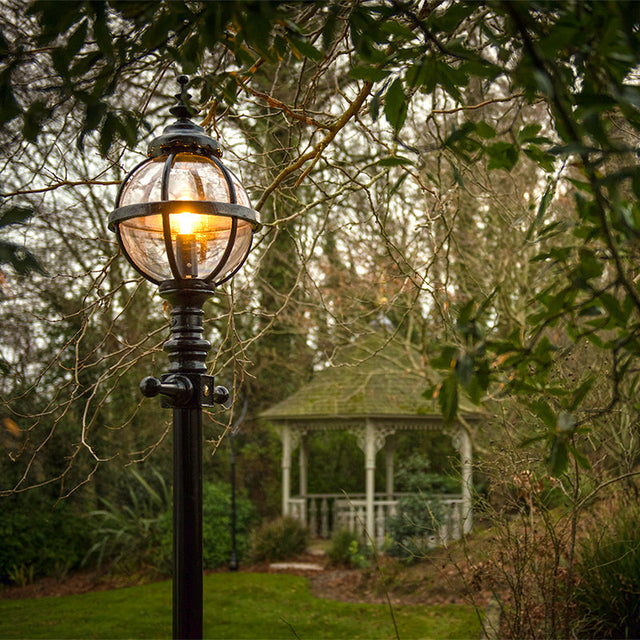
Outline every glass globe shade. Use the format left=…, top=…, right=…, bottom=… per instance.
left=111, top=152, right=258, bottom=285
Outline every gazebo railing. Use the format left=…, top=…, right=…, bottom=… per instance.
left=286, top=493, right=465, bottom=548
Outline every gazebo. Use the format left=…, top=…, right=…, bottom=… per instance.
left=261, top=330, right=480, bottom=547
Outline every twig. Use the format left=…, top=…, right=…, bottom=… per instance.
left=1, top=180, right=120, bottom=198
left=233, top=75, right=332, bottom=131
left=431, top=94, right=526, bottom=114
left=256, top=81, right=373, bottom=210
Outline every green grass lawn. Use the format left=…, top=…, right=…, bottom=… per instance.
left=0, top=573, right=482, bottom=639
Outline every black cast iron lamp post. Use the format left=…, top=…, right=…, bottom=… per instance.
left=108, top=76, right=259, bottom=640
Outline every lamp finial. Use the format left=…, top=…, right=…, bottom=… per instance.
left=170, top=75, right=196, bottom=119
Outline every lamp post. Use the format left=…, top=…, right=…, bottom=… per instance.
left=108, top=76, right=259, bottom=640
left=228, top=396, right=248, bottom=572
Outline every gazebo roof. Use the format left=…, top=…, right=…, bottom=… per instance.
left=260, top=330, right=480, bottom=427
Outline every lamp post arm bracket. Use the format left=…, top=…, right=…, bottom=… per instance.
left=140, top=374, right=193, bottom=407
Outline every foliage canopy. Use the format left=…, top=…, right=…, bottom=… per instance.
left=2, top=0, right=640, bottom=491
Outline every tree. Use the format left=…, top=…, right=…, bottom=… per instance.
left=1, top=0, right=640, bottom=492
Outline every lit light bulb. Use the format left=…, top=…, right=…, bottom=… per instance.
left=174, top=212, right=198, bottom=279
left=177, top=211, right=195, bottom=235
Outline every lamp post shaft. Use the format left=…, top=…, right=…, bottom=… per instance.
left=173, top=404, right=203, bottom=639
left=160, top=281, right=215, bottom=640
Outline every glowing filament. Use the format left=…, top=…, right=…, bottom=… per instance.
left=176, top=211, right=196, bottom=235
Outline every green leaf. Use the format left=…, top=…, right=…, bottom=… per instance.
left=525, top=181, right=556, bottom=241
left=29, top=0, right=83, bottom=45
left=0, top=70, right=21, bottom=126
left=597, top=292, right=627, bottom=324
left=566, top=177, right=593, bottom=193
left=0, top=30, right=9, bottom=58
left=438, top=61, right=468, bottom=102
left=69, top=51, right=101, bottom=79
left=0, top=240, right=45, bottom=275
left=486, top=141, right=519, bottom=171
left=0, top=206, right=33, bottom=227
left=517, top=123, right=542, bottom=144
left=457, top=299, right=476, bottom=326
left=568, top=377, right=595, bottom=411
left=222, top=78, right=239, bottom=105
left=548, top=436, right=568, bottom=475
left=438, top=375, right=459, bottom=424
left=379, top=19, right=416, bottom=40
left=405, top=57, right=437, bottom=93
left=242, top=10, right=274, bottom=60
left=475, top=121, right=496, bottom=139
left=273, top=35, right=288, bottom=60
left=528, top=399, right=556, bottom=429
left=520, top=433, right=549, bottom=447
left=350, top=65, right=390, bottom=83
left=22, top=101, right=52, bottom=143
left=430, top=1, right=476, bottom=33
left=120, top=110, right=140, bottom=149
left=455, top=353, right=474, bottom=387
left=389, top=172, right=408, bottom=195
left=141, top=10, right=177, bottom=51
left=567, top=443, right=591, bottom=470
left=619, top=200, right=640, bottom=233
left=533, top=69, right=554, bottom=97
left=93, top=12, right=114, bottom=60
left=384, top=78, right=408, bottom=132
left=449, top=160, right=465, bottom=188
left=467, top=375, right=484, bottom=404
left=65, top=17, right=88, bottom=61
left=444, top=121, right=476, bottom=147
left=523, top=146, right=556, bottom=172
left=288, top=35, right=324, bottom=61
left=77, top=100, right=107, bottom=150
left=377, top=156, right=413, bottom=166
left=585, top=332, right=605, bottom=348
left=178, top=35, right=201, bottom=74
left=577, top=247, right=604, bottom=280
left=99, top=111, right=117, bottom=156
left=322, top=3, right=340, bottom=51
left=429, top=345, right=458, bottom=370
left=369, top=90, right=381, bottom=121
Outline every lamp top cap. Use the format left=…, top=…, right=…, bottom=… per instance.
left=147, top=75, right=222, bottom=159
left=169, top=75, right=195, bottom=120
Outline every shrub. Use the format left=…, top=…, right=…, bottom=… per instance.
left=385, top=494, right=443, bottom=560
left=327, top=529, right=370, bottom=568
left=385, top=454, right=447, bottom=561
left=158, top=481, right=257, bottom=571
left=84, top=469, right=171, bottom=572
left=87, top=475, right=256, bottom=574
left=574, top=504, right=640, bottom=639
left=249, top=517, right=309, bottom=563
left=0, top=492, right=91, bottom=584
left=394, top=453, right=459, bottom=494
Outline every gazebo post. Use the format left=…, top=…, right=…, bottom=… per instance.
left=299, top=435, right=308, bottom=498
left=299, top=434, right=308, bottom=525
left=459, top=428, right=473, bottom=534
left=364, top=420, right=376, bottom=541
left=385, top=437, right=395, bottom=500
left=281, top=425, right=292, bottom=517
